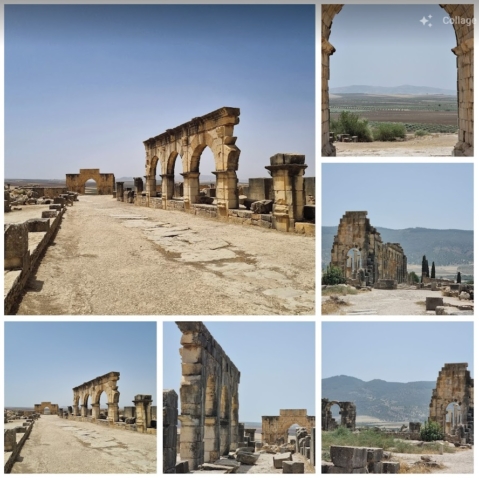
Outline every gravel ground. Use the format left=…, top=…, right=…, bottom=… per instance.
left=323, top=288, right=473, bottom=315
left=335, top=133, right=456, bottom=157
left=10, top=415, right=156, bottom=474
left=15, top=195, right=315, bottom=315
left=392, top=447, right=474, bottom=474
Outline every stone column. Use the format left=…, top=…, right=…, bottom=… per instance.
left=81, top=403, right=88, bottom=417
left=133, top=177, right=144, bottom=194
left=182, top=172, right=200, bottom=211
left=116, top=182, right=124, bottom=202
left=91, top=402, right=100, bottom=419
left=178, top=332, right=204, bottom=471
left=265, top=154, right=307, bottom=232
left=107, top=402, right=119, bottom=423
left=145, top=174, right=156, bottom=197
left=204, top=417, right=219, bottom=463
left=133, top=394, right=152, bottom=433
left=160, top=173, right=174, bottom=209
left=214, top=170, right=239, bottom=215
left=163, top=390, right=178, bottom=473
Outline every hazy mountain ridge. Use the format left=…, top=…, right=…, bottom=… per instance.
left=322, top=226, right=473, bottom=269
left=322, top=375, right=436, bottom=422
left=330, top=84, right=456, bottom=95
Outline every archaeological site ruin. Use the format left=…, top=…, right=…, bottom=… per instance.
left=66, top=168, right=115, bottom=195
left=321, top=399, right=356, bottom=431
left=429, top=363, right=474, bottom=445
left=322, top=4, right=474, bottom=156
left=163, top=322, right=315, bottom=474
left=329, top=211, right=408, bottom=288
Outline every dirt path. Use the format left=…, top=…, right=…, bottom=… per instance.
left=392, top=447, right=473, bottom=474
left=15, top=195, right=314, bottom=315
left=322, top=288, right=473, bottom=315
left=10, top=415, right=156, bottom=474
left=335, top=133, right=456, bottom=156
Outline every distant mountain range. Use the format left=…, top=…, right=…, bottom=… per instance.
left=322, top=226, right=473, bottom=269
left=322, top=375, right=436, bottom=422
left=330, top=84, right=456, bottom=95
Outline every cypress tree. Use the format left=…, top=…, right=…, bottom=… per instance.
left=431, top=262, right=436, bottom=279
left=457, top=272, right=462, bottom=284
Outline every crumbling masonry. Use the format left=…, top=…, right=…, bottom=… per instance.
left=66, top=168, right=115, bottom=194
left=429, top=363, right=474, bottom=444
left=34, top=402, right=58, bottom=415
left=322, top=399, right=356, bottom=431
left=177, top=321, right=240, bottom=471
left=322, top=4, right=474, bottom=156
left=330, top=211, right=407, bottom=287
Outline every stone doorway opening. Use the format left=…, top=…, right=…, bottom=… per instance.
left=346, top=247, right=362, bottom=279
left=43, top=407, right=50, bottom=415
left=322, top=4, right=474, bottom=156
left=84, top=178, right=97, bottom=194
left=445, top=401, right=461, bottom=434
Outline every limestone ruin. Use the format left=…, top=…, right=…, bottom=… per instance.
left=429, top=363, right=474, bottom=444
left=262, top=409, right=315, bottom=445
left=330, top=211, right=407, bottom=287
left=322, top=4, right=474, bottom=157
left=66, top=168, right=115, bottom=194
left=321, top=399, right=356, bottom=431
left=34, top=402, right=58, bottom=415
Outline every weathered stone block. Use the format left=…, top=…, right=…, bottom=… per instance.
left=251, top=200, right=273, bottom=214
left=42, top=210, right=58, bottom=218
left=330, top=446, right=368, bottom=469
left=4, top=429, right=16, bottom=452
left=270, top=153, right=306, bottom=165
left=382, top=462, right=400, bottom=473
left=175, top=460, right=189, bottom=473
left=273, top=452, right=292, bottom=468
left=368, top=461, right=383, bottom=473
left=4, top=223, right=29, bottom=270
left=236, top=451, right=259, bottom=465
left=26, top=218, right=50, bottom=232
left=282, top=461, right=304, bottom=473
left=426, top=297, right=444, bottom=311
left=367, top=448, right=383, bottom=462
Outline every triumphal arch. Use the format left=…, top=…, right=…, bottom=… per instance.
left=72, top=371, right=120, bottom=422
left=322, top=4, right=474, bottom=156
left=34, top=401, right=59, bottom=415
left=143, top=107, right=241, bottom=215
left=66, top=168, right=115, bottom=194
left=262, top=409, right=315, bottom=445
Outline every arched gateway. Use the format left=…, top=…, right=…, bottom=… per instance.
left=322, top=4, right=474, bottom=156
left=66, top=169, right=115, bottom=194
left=143, top=107, right=241, bottom=215
left=262, top=409, right=315, bottom=444
left=72, top=371, right=120, bottom=422
left=34, top=401, right=59, bottom=415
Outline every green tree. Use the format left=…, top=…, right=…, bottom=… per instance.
left=431, top=262, right=436, bottom=279
left=457, top=272, right=462, bottom=284
left=330, top=111, right=373, bottom=142
left=420, top=421, right=444, bottom=442
left=322, top=265, right=346, bottom=286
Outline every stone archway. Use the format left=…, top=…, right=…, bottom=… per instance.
left=321, top=398, right=356, bottom=431
left=72, top=372, right=120, bottom=423
left=143, top=107, right=241, bottom=215
left=322, top=4, right=474, bottom=156
left=262, top=409, right=315, bottom=445
left=429, top=363, right=474, bottom=441
left=34, top=401, right=59, bottom=415
left=66, top=169, right=115, bottom=194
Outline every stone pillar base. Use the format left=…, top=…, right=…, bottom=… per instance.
left=321, top=142, right=336, bottom=157
left=452, top=141, right=473, bottom=157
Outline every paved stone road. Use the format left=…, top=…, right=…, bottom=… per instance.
left=16, top=195, right=315, bottom=315
left=10, top=415, right=156, bottom=474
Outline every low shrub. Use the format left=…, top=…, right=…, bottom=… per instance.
left=372, top=123, right=406, bottom=141
left=330, top=111, right=373, bottom=142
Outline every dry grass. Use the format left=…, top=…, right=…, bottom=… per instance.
left=398, top=460, right=445, bottom=474
left=322, top=285, right=358, bottom=296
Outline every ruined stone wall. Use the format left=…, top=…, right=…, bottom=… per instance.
left=330, top=211, right=407, bottom=285
left=429, top=363, right=474, bottom=442
left=177, top=321, right=240, bottom=471
left=262, top=409, right=315, bottom=445
left=163, top=389, right=178, bottom=473
left=322, top=4, right=473, bottom=156
left=322, top=399, right=356, bottom=431
left=66, top=169, right=115, bottom=194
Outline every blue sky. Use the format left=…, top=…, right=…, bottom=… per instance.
left=4, top=322, right=157, bottom=408
left=4, top=4, right=315, bottom=181
left=322, top=322, right=474, bottom=382
left=163, top=321, right=315, bottom=423
left=330, top=4, right=457, bottom=89
left=322, top=163, right=474, bottom=230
